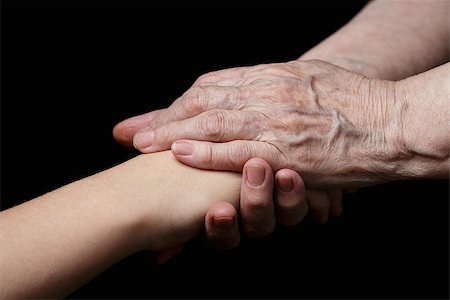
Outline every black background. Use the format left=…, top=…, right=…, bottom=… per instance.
left=2, top=0, right=449, bottom=299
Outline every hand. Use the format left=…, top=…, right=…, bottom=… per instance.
left=204, top=159, right=345, bottom=251
left=116, top=59, right=403, bottom=189
left=112, top=60, right=361, bottom=259
left=148, top=157, right=344, bottom=262
left=205, top=158, right=308, bottom=250
left=147, top=158, right=309, bottom=263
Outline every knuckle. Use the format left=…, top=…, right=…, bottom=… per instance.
left=202, top=143, right=215, bottom=166
left=153, top=125, right=171, bottom=146
left=229, top=143, right=253, bottom=163
left=277, top=197, right=301, bottom=213
left=148, top=113, right=166, bottom=129
left=199, top=110, right=227, bottom=140
left=245, top=196, right=272, bottom=211
left=259, top=84, right=288, bottom=101
left=196, top=72, right=219, bottom=85
left=182, top=87, right=207, bottom=115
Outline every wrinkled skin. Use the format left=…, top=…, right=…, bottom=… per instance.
left=113, top=59, right=405, bottom=260
left=124, top=60, right=403, bottom=188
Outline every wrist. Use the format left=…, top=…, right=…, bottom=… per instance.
left=352, top=78, right=446, bottom=182
left=390, top=74, right=449, bottom=179
left=350, top=78, right=410, bottom=183
left=114, top=152, right=241, bottom=252
left=299, top=55, right=383, bottom=79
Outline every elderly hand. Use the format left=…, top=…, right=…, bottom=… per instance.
left=114, top=60, right=386, bottom=256
left=116, top=59, right=403, bottom=188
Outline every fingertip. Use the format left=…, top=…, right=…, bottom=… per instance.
left=205, top=202, right=238, bottom=230
left=275, top=169, right=295, bottom=192
left=243, top=158, right=274, bottom=189
left=275, top=169, right=305, bottom=197
left=212, top=206, right=238, bottom=231
left=112, top=121, right=136, bottom=147
left=240, top=158, right=275, bottom=238
left=171, top=140, right=212, bottom=170
left=113, top=110, right=164, bottom=147
left=274, top=169, right=308, bottom=227
left=171, top=140, right=194, bottom=156
left=133, top=130, right=155, bottom=153
left=205, top=202, right=240, bottom=250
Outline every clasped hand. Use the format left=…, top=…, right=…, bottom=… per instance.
left=114, top=59, right=404, bottom=256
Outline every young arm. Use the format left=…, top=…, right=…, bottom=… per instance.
left=0, top=151, right=241, bottom=299
left=300, top=0, right=449, bottom=80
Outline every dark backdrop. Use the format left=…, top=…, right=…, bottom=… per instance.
left=2, top=1, right=449, bottom=299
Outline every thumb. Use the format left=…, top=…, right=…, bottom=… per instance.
left=170, top=140, right=284, bottom=172
left=112, top=109, right=166, bottom=147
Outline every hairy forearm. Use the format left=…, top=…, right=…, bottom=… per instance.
left=300, top=0, right=449, bottom=80
left=0, top=151, right=240, bottom=298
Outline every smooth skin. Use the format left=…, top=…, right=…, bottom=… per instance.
left=0, top=151, right=244, bottom=299
left=113, top=0, right=449, bottom=250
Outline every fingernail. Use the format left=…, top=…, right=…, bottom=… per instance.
left=172, top=141, right=193, bottom=156
left=213, top=217, right=233, bottom=230
left=247, top=164, right=265, bottom=187
left=277, top=176, right=294, bottom=193
left=134, top=131, right=154, bottom=150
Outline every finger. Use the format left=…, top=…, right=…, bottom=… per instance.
left=141, top=86, right=246, bottom=132
left=192, top=66, right=249, bottom=87
left=240, top=158, right=275, bottom=238
left=147, top=244, right=184, bottom=265
left=193, top=63, right=277, bottom=87
left=328, top=189, right=344, bottom=217
left=171, top=140, right=285, bottom=173
left=274, top=169, right=308, bottom=226
left=306, top=190, right=330, bottom=224
left=205, top=202, right=240, bottom=250
left=133, top=109, right=263, bottom=153
left=112, top=109, right=167, bottom=147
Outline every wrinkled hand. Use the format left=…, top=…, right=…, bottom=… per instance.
left=115, top=59, right=399, bottom=261
left=116, top=59, right=401, bottom=188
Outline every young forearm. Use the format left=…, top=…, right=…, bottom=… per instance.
left=0, top=151, right=241, bottom=299
left=0, top=183, right=138, bottom=299
left=300, top=0, right=449, bottom=80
